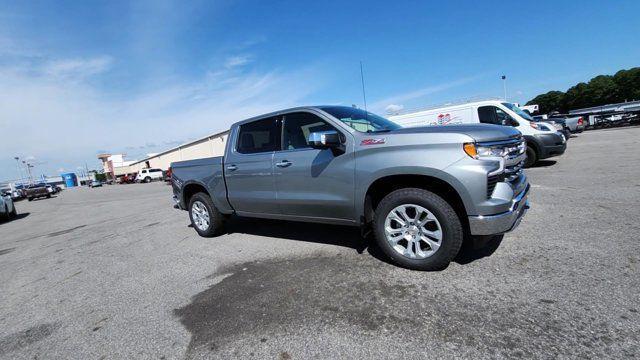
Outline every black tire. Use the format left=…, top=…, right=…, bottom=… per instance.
left=188, top=192, right=225, bottom=237
left=47, top=194, right=51, bottom=198
left=144, top=177, right=151, bottom=183
left=373, top=188, right=463, bottom=271
left=524, top=145, right=537, bottom=168
left=9, top=205, right=17, bottom=219
left=28, top=197, right=33, bottom=202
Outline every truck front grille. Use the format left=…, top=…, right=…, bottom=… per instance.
left=484, top=137, right=526, bottom=198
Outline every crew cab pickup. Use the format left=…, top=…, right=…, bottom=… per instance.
left=171, top=106, right=530, bottom=270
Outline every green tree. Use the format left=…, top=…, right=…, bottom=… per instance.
left=527, top=66, right=640, bottom=113
left=526, top=90, right=565, bottom=114
left=613, top=68, right=640, bottom=102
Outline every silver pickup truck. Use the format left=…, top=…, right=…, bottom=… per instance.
left=171, top=106, right=529, bottom=270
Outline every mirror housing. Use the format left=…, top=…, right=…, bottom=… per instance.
left=308, top=130, right=341, bottom=149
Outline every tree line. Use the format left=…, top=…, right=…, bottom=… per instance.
left=526, top=67, right=640, bottom=114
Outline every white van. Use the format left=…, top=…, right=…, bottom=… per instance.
left=389, top=100, right=566, bottom=167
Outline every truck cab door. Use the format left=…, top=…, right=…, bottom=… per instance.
left=224, top=117, right=280, bottom=215
left=273, top=111, right=355, bottom=221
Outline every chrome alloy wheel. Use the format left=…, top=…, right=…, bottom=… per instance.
left=191, top=201, right=211, bottom=231
left=384, top=204, right=443, bottom=259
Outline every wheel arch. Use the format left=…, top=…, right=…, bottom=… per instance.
left=182, top=182, right=210, bottom=208
left=360, top=172, right=472, bottom=232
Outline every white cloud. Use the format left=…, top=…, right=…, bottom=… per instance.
left=384, top=104, right=404, bottom=114
left=43, top=56, right=113, bottom=78
left=371, top=73, right=487, bottom=112
left=0, top=55, right=324, bottom=179
left=223, top=55, right=252, bottom=69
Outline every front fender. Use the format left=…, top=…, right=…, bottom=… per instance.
left=355, top=165, right=476, bottom=221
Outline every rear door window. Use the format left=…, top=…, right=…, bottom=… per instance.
left=236, top=117, right=280, bottom=154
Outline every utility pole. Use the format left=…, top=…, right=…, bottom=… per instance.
left=26, top=163, right=34, bottom=184
left=501, top=75, right=508, bottom=101
left=14, top=156, right=24, bottom=185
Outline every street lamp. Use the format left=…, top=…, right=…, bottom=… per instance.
left=501, top=75, right=508, bottom=101
left=14, top=156, right=24, bottom=185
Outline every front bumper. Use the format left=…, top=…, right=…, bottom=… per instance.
left=172, top=194, right=183, bottom=210
left=468, top=184, right=530, bottom=235
left=535, top=133, right=566, bottom=159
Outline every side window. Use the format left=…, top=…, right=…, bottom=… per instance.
left=236, top=117, right=280, bottom=154
left=281, top=112, right=335, bottom=150
left=478, top=106, right=516, bottom=126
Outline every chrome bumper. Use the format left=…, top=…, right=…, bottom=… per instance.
left=468, top=184, right=530, bottom=235
left=172, top=195, right=182, bottom=210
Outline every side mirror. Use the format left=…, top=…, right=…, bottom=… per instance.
left=308, top=130, right=341, bottom=149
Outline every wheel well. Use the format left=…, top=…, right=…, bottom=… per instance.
left=526, top=139, right=539, bottom=156
left=364, top=174, right=468, bottom=230
left=182, top=183, right=209, bottom=206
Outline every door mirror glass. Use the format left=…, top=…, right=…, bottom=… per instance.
left=308, top=130, right=341, bottom=148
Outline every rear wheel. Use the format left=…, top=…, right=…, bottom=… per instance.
left=524, top=145, right=537, bottom=168
left=373, top=188, right=463, bottom=271
left=188, top=192, right=225, bottom=237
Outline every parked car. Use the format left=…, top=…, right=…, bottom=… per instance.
left=389, top=100, right=566, bottom=168
left=137, top=168, right=164, bottom=183
left=0, top=191, right=17, bottom=220
left=170, top=106, right=530, bottom=271
left=90, top=180, right=103, bottom=188
left=532, top=116, right=571, bottom=140
left=548, top=114, right=585, bottom=133
left=25, top=184, right=50, bottom=201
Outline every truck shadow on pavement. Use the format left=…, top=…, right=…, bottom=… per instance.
left=0, top=212, right=30, bottom=224
left=222, top=216, right=503, bottom=266
left=529, top=160, right=557, bottom=168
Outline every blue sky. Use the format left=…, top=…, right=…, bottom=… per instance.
left=1, top=0, right=639, bottom=180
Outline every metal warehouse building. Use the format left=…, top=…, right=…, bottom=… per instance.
left=129, top=130, right=229, bottom=172
left=100, top=130, right=229, bottom=179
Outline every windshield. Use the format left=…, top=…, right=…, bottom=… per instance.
left=319, top=106, right=402, bottom=133
left=502, top=103, right=534, bottom=121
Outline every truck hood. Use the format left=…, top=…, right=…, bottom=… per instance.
left=389, top=124, right=521, bottom=143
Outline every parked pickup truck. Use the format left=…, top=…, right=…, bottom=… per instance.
left=171, top=106, right=530, bottom=270
left=25, top=184, right=51, bottom=201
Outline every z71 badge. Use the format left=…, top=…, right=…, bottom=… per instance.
left=361, top=138, right=386, bottom=146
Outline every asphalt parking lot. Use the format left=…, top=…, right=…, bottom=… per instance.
left=1, top=127, right=639, bottom=359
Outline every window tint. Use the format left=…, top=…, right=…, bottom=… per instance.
left=478, top=106, right=516, bottom=126
left=236, top=117, right=280, bottom=154
left=281, top=112, right=335, bottom=150
left=149, top=169, right=162, bottom=173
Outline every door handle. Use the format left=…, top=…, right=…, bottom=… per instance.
left=226, top=164, right=238, bottom=171
left=275, top=160, right=292, bottom=168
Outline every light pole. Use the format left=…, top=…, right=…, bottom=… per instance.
left=14, top=156, right=24, bottom=185
left=501, top=75, right=508, bottom=101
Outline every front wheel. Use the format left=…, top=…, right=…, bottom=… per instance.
left=188, top=192, right=225, bottom=237
left=373, top=188, right=463, bottom=271
left=524, top=145, right=537, bottom=168
left=9, top=205, right=17, bottom=219
left=144, top=177, right=151, bottom=183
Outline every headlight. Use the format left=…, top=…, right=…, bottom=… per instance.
left=463, top=143, right=505, bottom=158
